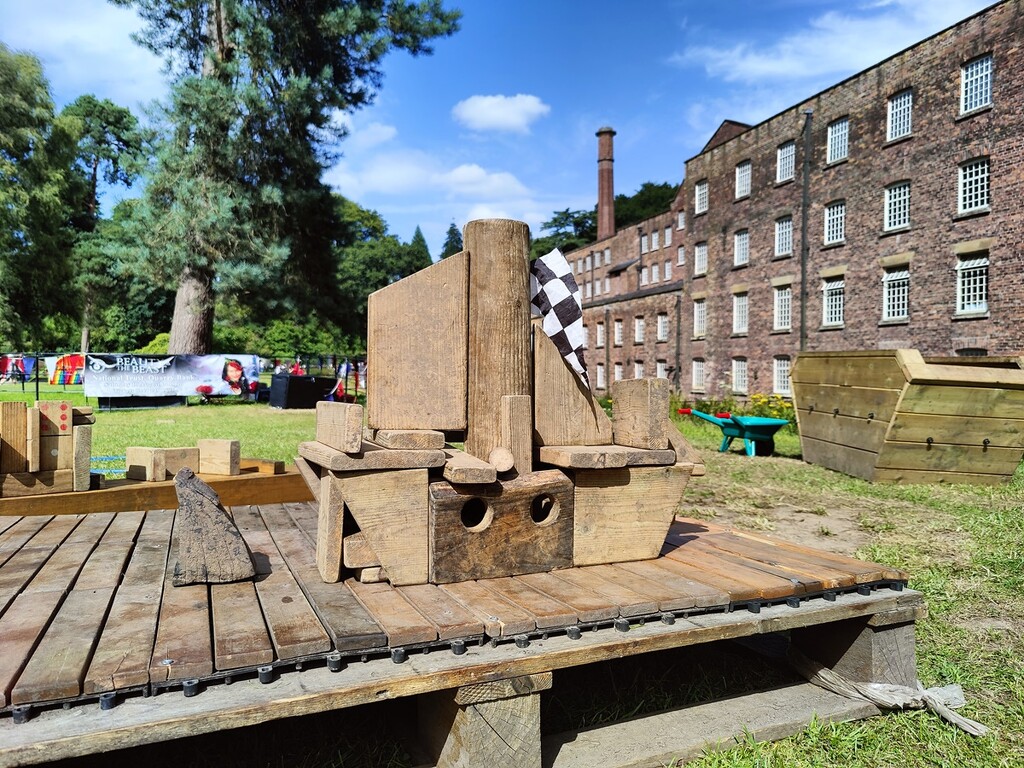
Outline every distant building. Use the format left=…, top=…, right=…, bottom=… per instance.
left=567, top=0, right=1022, bottom=400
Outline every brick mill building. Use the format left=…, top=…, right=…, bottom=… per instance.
left=567, top=0, right=1022, bottom=400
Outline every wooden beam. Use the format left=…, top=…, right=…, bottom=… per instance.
left=315, top=401, right=364, bottom=453
left=611, top=378, right=669, bottom=449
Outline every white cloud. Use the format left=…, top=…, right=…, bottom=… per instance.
left=434, top=164, right=529, bottom=199
left=451, top=94, right=551, bottom=134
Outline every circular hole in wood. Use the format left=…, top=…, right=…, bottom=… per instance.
left=531, top=494, right=559, bottom=526
left=460, top=498, right=492, bottom=532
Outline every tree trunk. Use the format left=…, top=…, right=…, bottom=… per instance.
left=168, top=264, right=215, bottom=354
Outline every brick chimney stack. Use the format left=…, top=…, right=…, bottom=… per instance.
left=596, top=127, right=616, bottom=242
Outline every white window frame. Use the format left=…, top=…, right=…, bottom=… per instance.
left=634, top=361, right=644, bottom=379
left=596, top=322, right=605, bottom=348
left=773, top=285, right=792, bottom=331
left=664, top=260, right=672, bottom=281
left=585, top=281, right=592, bottom=299
left=961, top=54, right=993, bottom=114
left=594, top=278, right=601, bottom=297
left=732, top=358, right=748, bottom=394
left=733, top=229, right=749, bottom=267
left=677, top=211, right=686, bottom=230
left=824, top=201, right=846, bottom=244
left=582, top=325, right=589, bottom=348
left=656, top=360, right=668, bottom=380
left=887, top=89, right=912, bottom=141
left=692, top=359, right=706, bottom=392
left=677, top=246, right=685, bottom=266
left=773, top=356, right=791, bottom=396
left=885, top=181, right=911, bottom=230
left=656, top=312, right=669, bottom=342
left=695, top=180, right=708, bottom=214
left=959, top=158, right=990, bottom=213
left=882, top=267, right=910, bottom=321
left=775, top=216, right=793, bottom=256
left=651, top=263, right=660, bottom=283
left=640, top=267, right=649, bottom=286
left=640, top=234, right=649, bottom=254
left=664, top=226, right=672, bottom=247
left=634, top=316, right=645, bottom=343
left=822, top=276, right=845, bottom=327
left=732, top=292, right=748, bottom=334
left=604, top=276, right=610, bottom=294
left=584, top=254, right=591, bottom=271
left=776, top=141, right=795, bottom=182
left=694, top=242, right=708, bottom=276
left=735, top=160, right=751, bottom=198
left=604, top=248, right=611, bottom=265
left=956, top=255, right=989, bottom=314
left=614, top=362, right=623, bottom=382
left=613, top=319, right=623, bottom=346
left=596, top=362, right=606, bottom=389
left=693, top=298, right=707, bottom=338
left=827, top=117, right=849, bottom=164
left=651, top=230, right=660, bottom=250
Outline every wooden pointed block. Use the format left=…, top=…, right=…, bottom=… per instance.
left=316, top=401, right=364, bottom=453
left=611, top=378, right=670, bottom=449
left=171, top=468, right=255, bottom=586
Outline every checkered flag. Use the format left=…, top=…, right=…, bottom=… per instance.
left=530, top=248, right=589, bottom=388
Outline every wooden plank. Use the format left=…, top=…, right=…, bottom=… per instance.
left=478, top=576, right=577, bottom=630
left=198, top=439, right=240, bottom=476
left=210, top=580, right=275, bottom=670
left=661, top=545, right=801, bottom=601
left=442, top=446, right=497, bottom=485
left=257, top=503, right=386, bottom=653
left=292, top=455, right=322, bottom=504
left=0, top=470, right=74, bottom=497
left=0, top=516, right=86, bottom=613
left=0, top=591, right=65, bottom=706
left=333, top=468, right=429, bottom=586
left=440, top=579, right=536, bottom=637
left=611, top=378, right=669, bottom=449
left=876, top=440, right=1022, bottom=475
left=533, top=321, right=613, bottom=447
left=571, top=466, right=690, bottom=567
left=887, top=411, right=1024, bottom=448
left=429, top=470, right=573, bottom=583
left=25, top=406, right=39, bottom=473
left=515, top=571, right=619, bottom=623
left=791, top=382, right=903, bottom=423
left=74, top=511, right=145, bottom=589
left=346, top=578, right=437, bottom=646
left=298, top=440, right=445, bottom=472
left=366, top=428, right=445, bottom=450
left=549, top=567, right=658, bottom=617
left=0, top=402, right=28, bottom=473
left=611, top=559, right=733, bottom=608
left=72, top=424, right=92, bottom=491
left=538, top=444, right=675, bottom=469
left=465, top=220, right=532, bottom=463
left=342, top=531, right=380, bottom=569
left=367, top=249, right=469, bottom=431
left=799, top=435, right=879, bottom=482
left=232, top=506, right=331, bottom=659
left=795, top=410, right=888, bottom=454
left=353, top=566, right=387, bottom=583
left=316, top=401, right=364, bottom=453
left=589, top=562, right=724, bottom=612
left=84, top=511, right=174, bottom=693
left=397, top=583, right=485, bottom=641
left=125, top=447, right=166, bottom=482
left=790, top=351, right=910, bottom=389
left=872, top=468, right=1011, bottom=485
left=500, top=394, right=533, bottom=474
left=239, top=458, right=285, bottom=475
left=283, top=500, right=319, bottom=547
left=898, top=383, right=1024, bottom=418
left=0, top=516, right=52, bottom=568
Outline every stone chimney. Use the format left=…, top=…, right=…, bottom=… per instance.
left=596, top=127, right=616, bottom=242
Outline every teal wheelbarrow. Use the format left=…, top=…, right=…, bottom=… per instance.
left=678, top=408, right=789, bottom=457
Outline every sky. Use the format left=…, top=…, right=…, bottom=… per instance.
left=0, top=0, right=997, bottom=257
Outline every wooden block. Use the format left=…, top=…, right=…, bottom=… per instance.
left=354, top=566, right=387, bottom=583
left=538, top=444, right=676, bottom=469
left=500, top=394, right=532, bottom=474
left=365, top=428, right=445, bottom=450
left=162, top=447, right=200, bottom=476
left=316, top=401, right=364, bottom=453
left=36, top=400, right=73, bottom=437
left=239, top=457, right=285, bottom=474
left=25, top=407, right=39, bottom=473
left=465, top=220, right=532, bottom=462
left=0, top=402, right=28, bottom=473
left=533, top=320, right=613, bottom=446
left=39, top=434, right=73, bottom=471
left=72, top=424, right=92, bottom=492
left=572, top=466, right=692, bottom=566
left=298, top=440, right=445, bottom=472
left=0, top=470, right=74, bottom=497
left=293, top=456, right=322, bottom=503
left=342, top=531, right=380, bottom=569
left=332, top=469, right=430, bottom=586
left=198, top=438, right=240, bottom=475
left=428, top=469, right=574, bottom=583
left=316, top=470, right=345, bottom=582
left=488, top=446, right=515, bottom=473
left=611, top=378, right=670, bottom=449
left=126, top=447, right=166, bottom=482
left=367, top=249, right=469, bottom=431
left=442, top=446, right=497, bottom=485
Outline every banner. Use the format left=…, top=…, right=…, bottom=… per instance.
left=0, top=356, right=35, bottom=384
left=84, top=354, right=261, bottom=398
left=45, top=354, right=85, bottom=385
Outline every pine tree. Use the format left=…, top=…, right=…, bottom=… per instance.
left=440, top=221, right=463, bottom=258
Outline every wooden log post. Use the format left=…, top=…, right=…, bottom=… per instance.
left=464, top=219, right=532, bottom=463
left=419, top=672, right=552, bottom=768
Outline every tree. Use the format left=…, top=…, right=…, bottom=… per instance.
left=530, top=208, right=595, bottom=259
left=614, top=182, right=676, bottom=230
left=113, top=0, right=461, bottom=353
left=409, top=225, right=431, bottom=264
left=440, top=221, right=462, bottom=258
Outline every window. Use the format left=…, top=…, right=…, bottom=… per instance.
left=657, top=313, right=669, bottom=342
left=956, top=255, right=989, bottom=314
left=773, top=357, right=792, bottom=396
left=664, top=261, right=672, bottom=281
left=651, top=230, right=660, bottom=250
left=822, top=276, right=845, bottom=326
left=640, top=267, right=649, bottom=285
left=614, top=362, right=623, bottom=382
left=596, top=322, right=605, bottom=348
left=732, top=358, right=748, bottom=394
left=692, top=359, right=706, bottom=391
left=634, top=316, right=645, bottom=343
left=694, top=242, right=708, bottom=275
left=733, top=230, right=749, bottom=266
left=776, top=141, right=795, bottom=182
left=584, top=254, right=592, bottom=271
left=735, top=160, right=751, bottom=198
left=651, top=263, right=660, bottom=283
left=774, top=285, right=792, bottom=331
left=596, top=363, right=606, bottom=389
left=695, top=180, right=708, bottom=214
left=664, top=227, right=672, bottom=247
left=634, top=361, right=644, bottom=379
left=824, top=201, right=846, bottom=244
left=733, top=292, right=748, bottom=334
left=641, top=234, right=649, bottom=254
left=885, top=182, right=911, bottom=230
left=604, top=276, right=610, bottom=294
left=585, top=281, right=592, bottom=299
left=775, top=216, right=793, bottom=256
left=677, top=211, right=686, bottom=230
left=582, top=325, right=589, bottom=348
left=656, top=360, right=668, bottom=379
left=827, top=117, right=849, bottom=163
left=604, top=248, right=611, bottom=265
left=961, top=54, right=993, bottom=114
left=576, top=258, right=582, bottom=273
left=887, top=89, right=912, bottom=141
left=613, top=319, right=623, bottom=345
left=594, top=279, right=601, bottom=297
left=959, top=158, right=990, bottom=213
left=677, top=246, right=685, bottom=266
left=693, top=299, right=707, bottom=337
left=882, top=267, right=910, bottom=321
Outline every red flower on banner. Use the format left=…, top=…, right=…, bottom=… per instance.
left=195, top=385, right=214, bottom=395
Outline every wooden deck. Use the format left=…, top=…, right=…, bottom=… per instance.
left=0, top=474, right=918, bottom=767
